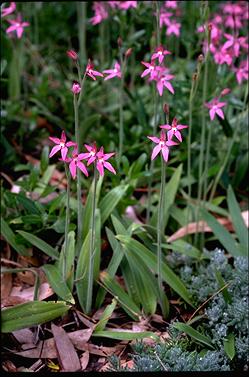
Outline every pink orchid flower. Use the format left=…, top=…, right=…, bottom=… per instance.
left=147, top=130, right=178, bottom=162
left=6, top=14, right=29, bottom=39
left=80, top=143, right=98, bottom=166
left=49, top=131, right=76, bottom=160
left=205, top=98, right=227, bottom=121
left=233, top=60, right=248, bottom=84
left=159, top=11, right=172, bottom=28
left=151, top=46, right=171, bottom=64
left=118, top=1, right=137, bottom=10
left=71, top=82, right=81, bottom=94
left=67, top=149, right=89, bottom=179
left=103, top=62, right=121, bottom=80
left=166, top=20, right=181, bottom=37
left=141, top=61, right=157, bottom=79
left=160, top=117, right=188, bottom=142
left=156, top=73, right=175, bottom=96
left=223, top=34, right=247, bottom=58
left=1, top=2, right=16, bottom=17
left=86, top=60, right=104, bottom=80
left=90, top=2, right=109, bottom=25
left=165, top=1, right=178, bottom=9
left=96, top=147, right=116, bottom=176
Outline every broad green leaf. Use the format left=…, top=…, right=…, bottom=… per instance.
left=224, top=333, right=235, bottom=360
left=42, top=264, right=75, bottom=304
left=1, top=218, right=28, bottom=256
left=17, top=230, right=59, bottom=259
left=92, top=329, right=160, bottom=341
left=151, top=164, right=182, bottom=230
left=94, top=299, right=117, bottom=332
left=116, top=235, right=194, bottom=307
left=1, top=301, right=71, bottom=333
left=99, top=185, right=129, bottom=224
left=201, top=208, right=244, bottom=257
left=227, top=185, right=248, bottom=248
left=95, top=227, right=124, bottom=308
left=111, top=214, right=129, bottom=235
left=75, top=231, right=92, bottom=313
left=161, top=239, right=202, bottom=259
left=173, top=322, right=215, bottom=349
left=34, top=165, right=55, bottom=195
left=99, top=271, right=142, bottom=321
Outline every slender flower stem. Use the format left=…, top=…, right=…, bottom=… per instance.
left=118, top=51, right=125, bottom=168
left=76, top=2, right=87, bottom=66
left=157, top=154, right=165, bottom=307
left=86, top=162, right=98, bottom=314
left=156, top=1, right=161, bottom=46
left=64, top=163, right=71, bottom=282
left=187, top=83, right=194, bottom=232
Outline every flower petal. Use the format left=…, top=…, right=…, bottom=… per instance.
left=151, top=144, right=161, bottom=160
left=175, top=130, right=182, bottom=142
left=49, top=145, right=61, bottom=158
left=162, top=146, right=169, bottom=162
left=103, top=161, right=116, bottom=175
left=97, top=162, right=104, bottom=176
left=147, top=136, right=160, bottom=143
left=216, top=108, right=224, bottom=119
left=77, top=161, right=89, bottom=177
left=69, top=160, right=77, bottom=179
left=160, top=124, right=171, bottom=130
left=49, top=137, right=61, bottom=144
left=61, top=146, right=68, bottom=161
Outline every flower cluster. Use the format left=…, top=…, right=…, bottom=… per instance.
left=205, top=88, right=230, bottom=121
left=198, top=1, right=248, bottom=85
left=1, top=2, right=29, bottom=39
left=141, top=46, right=174, bottom=96
left=90, top=1, right=137, bottom=25
left=48, top=131, right=116, bottom=179
left=148, top=117, right=188, bottom=163
left=159, top=1, right=182, bottom=37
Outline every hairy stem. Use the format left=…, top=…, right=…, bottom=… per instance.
left=64, top=163, right=71, bottom=281
left=157, top=154, right=165, bottom=307
left=76, top=2, right=87, bottom=66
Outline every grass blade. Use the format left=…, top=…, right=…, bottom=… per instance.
left=173, top=322, right=215, bottom=349
left=99, top=185, right=129, bottom=224
left=1, top=218, right=27, bottom=256
left=17, top=230, right=59, bottom=259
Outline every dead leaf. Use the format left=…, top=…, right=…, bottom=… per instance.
left=5, top=282, right=54, bottom=306
left=121, top=359, right=135, bottom=369
left=80, top=351, right=90, bottom=371
left=1, top=273, right=12, bottom=300
left=18, top=339, right=57, bottom=359
left=2, top=360, right=17, bottom=372
left=51, top=324, right=81, bottom=372
left=167, top=210, right=249, bottom=242
left=68, top=329, right=93, bottom=350
left=12, top=329, right=34, bottom=345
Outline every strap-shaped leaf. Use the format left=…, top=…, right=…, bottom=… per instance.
left=42, top=264, right=75, bottom=304
left=17, top=230, right=59, bottom=259
left=99, top=185, right=129, bottom=224
left=92, top=329, right=160, bottom=341
left=224, top=333, right=235, bottom=360
left=116, top=235, right=194, bottom=307
left=227, top=185, right=248, bottom=248
left=1, top=218, right=27, bottom=256
left=94, top=299, right=117, bottom=332
left=173, top=322, right=215, bottom=349
left=1, top=301, right=71, bottom=333
left=200, top=208, right=243, bottom=257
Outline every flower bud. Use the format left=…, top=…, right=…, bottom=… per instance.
left=71, top=82, right=81, bottom=94
left=198, top=54, right=204, bottom=63
left=192, top=72, right=198, bottom=81
left=117, top=37, right=122, bottom=47
left=67, top=50, right=78, bottom=60
left=125, top=48, right=133, bottom=58
left=220, top=88, right=231, bottom=97
left=163, top=103, right=169, bottom=115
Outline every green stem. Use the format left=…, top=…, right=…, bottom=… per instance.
left=64, top=163, right=71, bottom=282
left=157, top=154, right=165, bottom=305
left=156, top=1, right=161, bottom=46
left=118, top=51, right=125, bottom=167
left=86, top=162, right=98, bottom=314
left=76, top=2, right=87, bottom=66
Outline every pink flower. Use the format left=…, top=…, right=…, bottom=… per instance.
left=71, top=82, right=81, bottom=94
left=156, top=73, right=175, bottom=96
left=160, top=117, right=188, bottom=142
left=67, top=50, right=78, bottom=60
left=151, top=46, right=171, bottom=64
left=165, top=1, right=178, bottom=9
left=86, top=60, right=104, bottom=81
left=147, top=130, right=178, bottom=162
left=166, top=20, right=181, bottom=36
left=90, top=2, right=108, bottom=25
left=1, top=2, right=16, bottom=17
left=233, top=60, right=248, bottom=84
left=141, top=61, right=156, bottom=78
left=108, top=1, right=120, bottom=9
left=67, top=149, right=89, bottom=179
left=205, top=98, right=227, bottom=121
left=80, top=143, right=98, bottom=165
left=223, top=34, right=248, bottom=58
left=6, top=14, right=29, bottom=39
left=49, top=131, right=76, bottom=160
left=159, top=10, right=172, bottom=28
left=118, top=1, right=137, bottom=10
left=103, top=62, right=121, bottom=80
left=96, top=147, right=116, bottom=176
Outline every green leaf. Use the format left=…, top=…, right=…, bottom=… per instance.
left=224, top=333, right=235, bottom=360
left=1, top=301, right=71, bottom=333
left=15, top=194, right=41, bottom=215
left=17, top=230, right=59, bottom=259
left=161, top=239, right=201, bottom=259
left=214, top=270, right=232, bottom=304
left=200, top=208, right=244, bottom=257
left=227, top=185, right=248, bottom=248
left=173, top=322, right=215, bottom=349
left=42, top=264, right=75, bottom=304
left=59, top=231, right=75, bottom=291
left=94, top=299, right=117, bottom=332
left=75, top=230, right=91, bottom=313
left=151, top=164, right=182, bottom=230
left=99, top=271, right=142, bottom=321
left=92, top=329, right=160, bottom=341
left=99, top=185, right=129, bottom=224
left=116, top=236, right=194, bottom=307
left=1, top=218, right=27, bottom=256
left=49, top=193, right=66, bottom=214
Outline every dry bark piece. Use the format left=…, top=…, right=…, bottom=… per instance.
left=51, top=324, right=81, bottom=372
